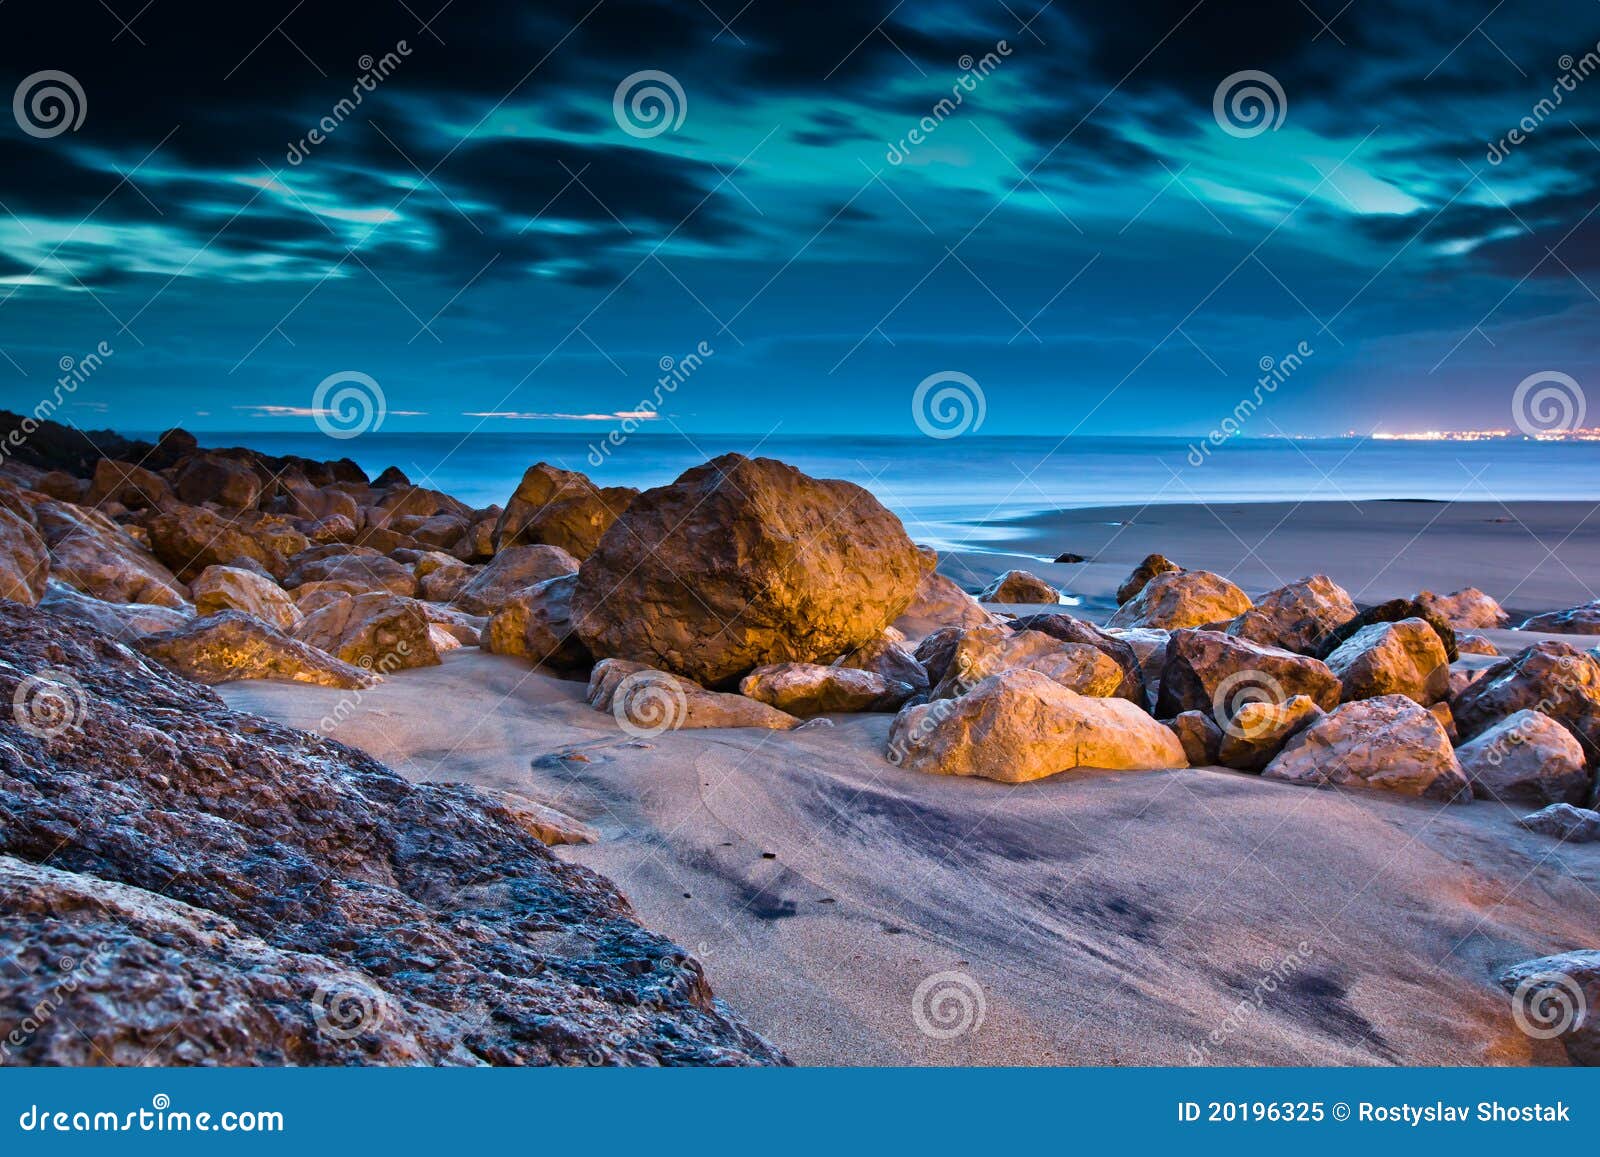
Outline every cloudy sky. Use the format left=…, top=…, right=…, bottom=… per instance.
left=1, top=0, right=1597, bottom=437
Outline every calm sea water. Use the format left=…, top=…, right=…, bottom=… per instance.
left=154, top=432, right=1600, bottom=553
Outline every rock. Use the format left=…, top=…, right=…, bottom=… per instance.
left=572, top=455, right=923, bottom=687
left=191, top=565, right=300, bottom=631
left=1107, top=569, right=1251, bottom=630
left=1008, top=613, right=1143, bottom=701
left=1216, top=695, right=1324, bottom=773
left=1498, top=952, right=1600, bottom=1066
left=0, top=507, right=48, bottom=605
left=891, top=569, right=995, bottom=639
left=477, top=788, right=598, bottom=846
left=1225, top=575, right=1357, bottom=655
left=1261, top=695, right=1470, bottom=800
left=1453, top=641, right=1600, bottom=764
left=0, top=602, right=781, bottom=1065
left=1168, top=710, right=1222, bottom=767
left=137, top=611, right=377, bottom=689
left=418, top=559, right=477, bottom=602
left=1019, top=644, right=1130, bottom=698
left=1325, top=618, right=1450, bottom=705
left=586, top=659, right=800, bottom=731
left=283, top=547, right=416, bottom=597
left=39, top=581, right=191, bottom=640
left=1520, top=603, right=1600, bottom=634
left=301, top=514, right=359, bottom=545
left=173, top=453, right=262, bottom=509
left=1155, top=629, right=1341, bottom=720
left=33, top=470, right=86, bottom=502
left=886, top=668, right=1187, bottom=782
left=292, top=592, right=442, bottom=673
left=1518, top=803, right=1600, bottom=843
left=1314, top=598, right=1458, bottom=662
left=482, top=574, right=592, bottom=671
left=35, top=500, right=189, bottom=609
left=740, top=662, right=913, bottom=715
left=414, top=602, right=485, bottom=647
left=87, top=458, right=173, bottom=510
left=1458, top=634, right=1500, bottom=656
left=146, top=504, right=304, bottom=581
left=1417, top=586, right=1508, bottom=629
left=1116, top=553, right=1181, bottom=604
left=834, top=631, right=929, bottom=692
left=493, top=462, right=638, bottom=560
left=1429, top=701, right=1458, bottom=743
left=978, top=569, right=1060, bottom=604
left=913, top=626, right=965, bottom=686
left=926, top=624, right=1077, bottom=700
left=453, top=543, right=579, bottom=616
left=1054, top=552, right=1087, bottom=564
left=1455, top=710, right=1592, bottom=805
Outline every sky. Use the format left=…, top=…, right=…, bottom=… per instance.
left=1, top=0, right=1598, bottom=439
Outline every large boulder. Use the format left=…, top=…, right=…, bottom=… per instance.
left=1155, top=629, right=1341, bottom=720
left=453, top=544, right=579, bottom=616
left=173, top=453, right=262, bottom=509
left=0, top=507, right=48, bottom=605
left=572, top=455, right=924, bottom=687
left=1106, top=569, right=1251, bottom=630
left=1225, top=575, right=1357, bottom=655
left=1168, top=710, right=1223, bottom=767
left=87, top=458, right=173, bottom=510
left=891, top=569, right=995, bottom=639
left=39, top=581, right=191, bottom=640
left=493, top=462, right=638, bottom=560
left=1216, top=695, right=1325, bottom=773
left=191, top=565, right=301, bottom=631
left=146, top=504, right=305, bottom=581
left=586, top=659, right=800, bottom=731
left=1520, top=603, right=1600, bottom=634
left=978, top=569, right=1059, bottom=604
left=1008, top=612, right=1143, bottom=701
left=1314, top=598, right=1458, bottom=662
left=481, top=574, right=592, bottom=671
left=1325, top=618, right=1450, bottom=705
left=35, top=500, right=189, bottom=609
left=0, top=601, right=781, bottom=1065
left=1498, top=952, right=1600, bottom=1066
left=1455, top=710, right=1592, bottom=806
left=292, top=592, right=442, bottom=673
left=1261, top=695, right=1470, bottom=800
left=136, top=611, right=376, bottom=689
left=886, top=668, right=1187, bottom=782
left=1417, top=586, right=1508, bottom=630
left=416, top=557, right=477, bottom=603
left=283, top=547, right=415, bottom=597
left=1453, top=641, right=1600, bottom=764
left=1115, top=553, right=1181, bottom=605
left=740, top=662, right=913, bottom=716
left=926, top=623, right=1075, bottom=700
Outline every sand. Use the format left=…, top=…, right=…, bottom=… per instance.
left=221, top=644, right=1600, bottom=1067
left=938, top=500, right=1600, bottom=617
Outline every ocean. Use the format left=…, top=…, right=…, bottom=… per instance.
left=152, top=432, right=1600, bottom=555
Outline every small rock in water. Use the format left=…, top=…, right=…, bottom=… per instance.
left=1054, top=552, right=1088, bottom=564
